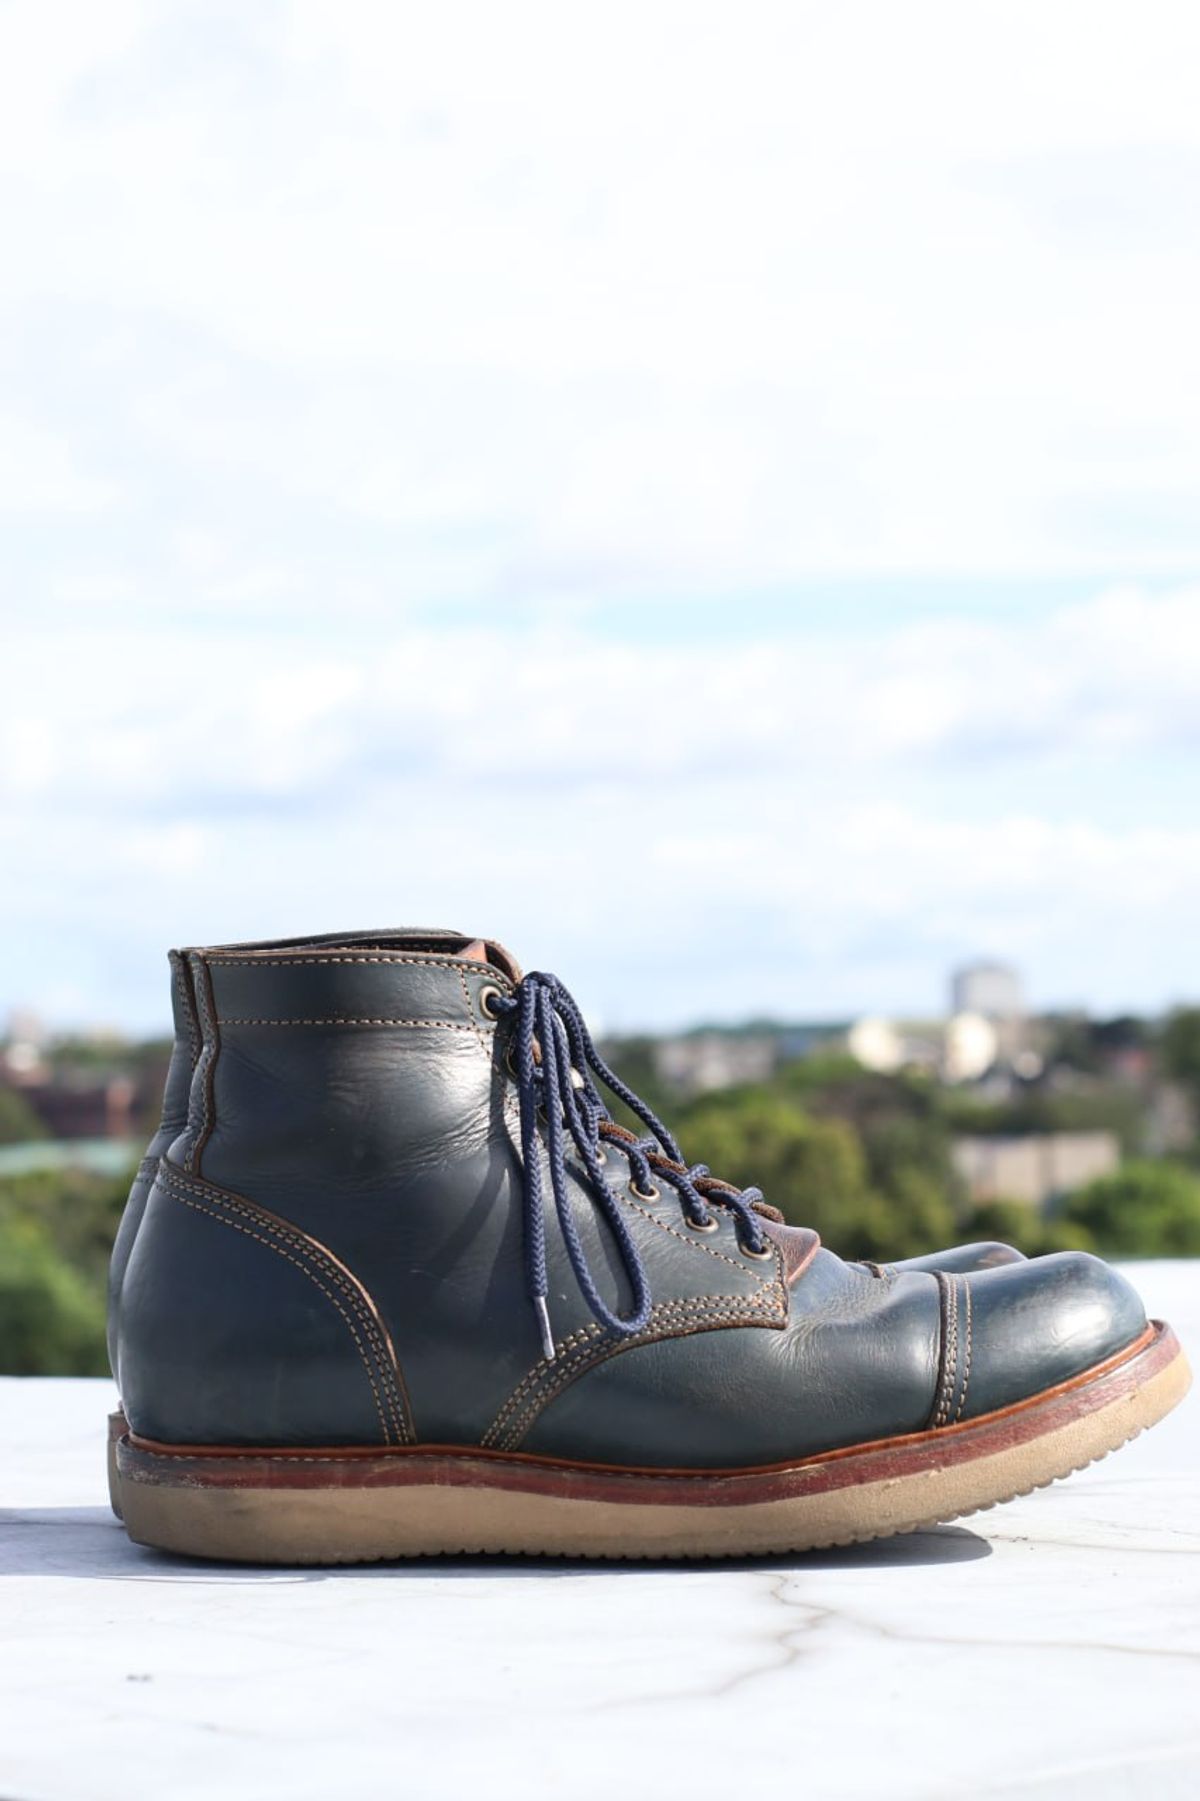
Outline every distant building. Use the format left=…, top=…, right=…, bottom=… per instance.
left=943, top=1012, right=999, bottom=1082
left=1143, top=1081, right=1197, bottom=1157
left=951, top=962, right=1024, bottom=1022
left=14, top=1075, right=136, bottom=1141
left=653, top=1032, right=778, bottom=1096
left=952, top=1130, right=1119, bottom=1211
left=844, top=1012, right=999, bottom=1082
left=846, top=1017, right=904, bottom=1073
left=1, top=1008, right=49, bottom=1080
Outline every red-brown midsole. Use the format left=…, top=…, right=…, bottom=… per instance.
left=115, top=1320, right=1178, bottom=1510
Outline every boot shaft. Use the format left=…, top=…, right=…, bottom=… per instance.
left=170, top=933, right=518, bottom=1221
left=119, top=933, right=799, bottom=1451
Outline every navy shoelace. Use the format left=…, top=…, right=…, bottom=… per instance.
left=491, top=971, right=770, bottom=1359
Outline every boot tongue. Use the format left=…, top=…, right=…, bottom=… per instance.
left=458, top=938, right=523, bottom=982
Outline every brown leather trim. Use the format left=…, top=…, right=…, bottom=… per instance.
left=762, top=1221, right=820, bottom=1285
left=123, top=1320, right=1169, bottom=1482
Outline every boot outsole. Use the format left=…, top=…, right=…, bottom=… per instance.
left=110, top=1321, right=1189, bottom=1563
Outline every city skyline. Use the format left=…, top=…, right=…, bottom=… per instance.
left=2, top=932, right=1197, bottom=1041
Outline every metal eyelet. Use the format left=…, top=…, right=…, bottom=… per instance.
left=594, top=1145, right=608, bottom=1166
left=629, top=1179, right=660, bottom=1202
left=478, top=984, right=503, bottom=1020
left=687, top=1212, right=719, bottom=1234
left=740, top=1238, right=774, bottom=1262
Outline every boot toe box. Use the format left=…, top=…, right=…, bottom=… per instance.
left=953, top=1252, right=1148, bottom=1423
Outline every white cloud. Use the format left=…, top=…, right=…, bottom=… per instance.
left=1, top=4, right=1199, bottom=1023
left=0, top=418, right=121, bottom=514
left=2, top=588, right=1199, bottom=1025
left=0, top=1, right=1199, bottom=577
left=12, top=587, right=1199, bottom=809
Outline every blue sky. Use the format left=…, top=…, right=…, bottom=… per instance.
left=1, top=3, right=1199, bottom=1033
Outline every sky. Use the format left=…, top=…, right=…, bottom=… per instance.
left=1, top=1, right=1199, bottom=1033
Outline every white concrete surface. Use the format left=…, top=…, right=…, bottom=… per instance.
left=2, top=1262, right=1198, bottom=1801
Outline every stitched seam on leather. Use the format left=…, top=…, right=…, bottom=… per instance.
left=160, top=1184, right=396, bottom=1446
left=943, top=1277, right=960, bottom=1426
left=159, top=1164, right=409, bottom=1443
left=483, top=1287, right=788, bottom=1450
left=185, top=958, right=220, bottom=1175
left=931, top=1273, right=960, bottom=1429
left=484, top=1291, right=785, bottom=1448
left=951, top=1282, right=965, bottom=1419
left=207, top=958, right=515, bottom=979
left=172, top=952, right=200, bottom=1067
left=457, top=963, right=490, bottom=1051
left=618, top=1187, right=783, bottom=1282
left=488, top=1290, right=785, bottom=1436
left=217, top=1018, right=490, bottom=1030
left=157, top=1164, right=410, bottom=1444
left=493, top=1293, right=788, bottom=1452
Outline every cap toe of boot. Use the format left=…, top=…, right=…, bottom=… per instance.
left=944, top=1252, right=1148, bottom=1424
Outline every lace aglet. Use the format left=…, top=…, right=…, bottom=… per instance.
left=533, top=1295, right=556, bottom=1361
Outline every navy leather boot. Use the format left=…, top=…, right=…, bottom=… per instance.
left=112, top=932, right=1188, bottom=1562
left=103, top=937, right=1026, bottom=1513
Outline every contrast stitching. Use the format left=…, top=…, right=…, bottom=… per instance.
left=159, top=1164, right=409, bottom=1441
left=217, top=1018, right=488, bottom=1030
left=932, top=1273, right=960, bottom=1429
left=954, top=1279, right=973, bottom=1423
left=943, top=1277, right=960, bottom=1426
left=484, top=1292, right=778, bottom=1447
left=157, top=1164, right=410, bottom=1444
left=161, top=1184, right=395, bottom=1446
left=618, top=1186, right=782, bottom=1283
left=207, top=957, right=515, bottom=979
left=483, top=1286, right=788, bottom=1450
left=458, top=963, right=490, bottom=1051
left=492, top=1292, right=788, bottom=1451
left=185, top=958, right=220, bottom=1175
left=171, top=953, right=200, bottom=1065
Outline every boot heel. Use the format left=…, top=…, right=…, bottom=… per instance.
left=106, top=1409, right=127, bottom=1520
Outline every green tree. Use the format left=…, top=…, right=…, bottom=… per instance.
left=874, top=1167, right=957, bottom=1260
left=680, top=1090, right=872, bottom=1246
left=1163, top=1008, right=1200, bottom=1097
left=1063, top=1160, right=1200, bottom=1256
left=0, top=1163, right=131, bottom=1373
left=0, top=1217, right=108, bottom=1374
left=0, top=1086, right=49, bottom=1144
left=969, top=1198, right=1095, bottom=1257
